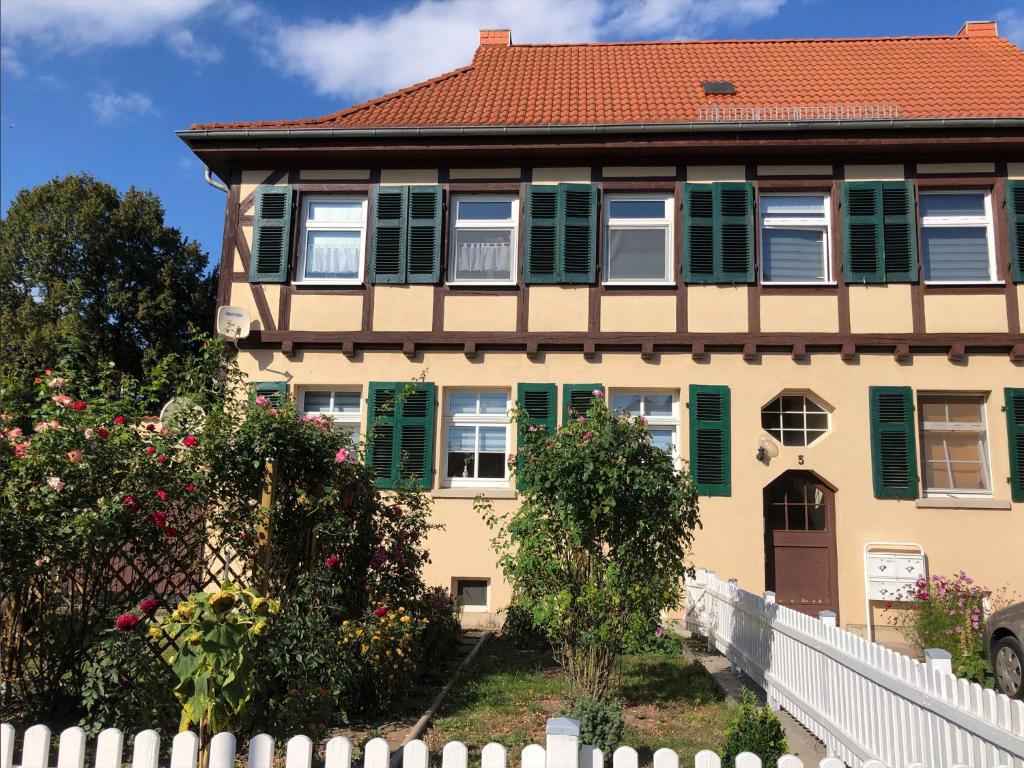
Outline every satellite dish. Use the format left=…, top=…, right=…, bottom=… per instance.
left=159, top=397, right=206, bottom=432
left=216, top=305, right=251, bottom=340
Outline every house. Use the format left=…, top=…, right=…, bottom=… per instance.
left=179, top=22, right=1024, bottom=642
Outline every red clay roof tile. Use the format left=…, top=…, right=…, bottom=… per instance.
left=190, top=33, right=1024, bottom=131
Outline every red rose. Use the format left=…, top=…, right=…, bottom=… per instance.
left=146, top=446, right=155, bottom=455
left=157, top=454, right=167, bottom=464
left=123, top=494, right=141, bottom=510
left=115, top=613, right=139, bottom=631
left=182, top=434, right=199, bottom=448
left=34, top=377, right=42, bottom=384
left=151, top=511, right=167, bottom=528
left=139, top=598, right=159, bottom=614
left=155, top=489, right=169, bottom=502
left=145, top=423, right=155, bottom=432
left=96, top=427, right=109, bottom=439
left=184, top=483, right=196, bottom=492
left=113, top=416, right=125, bottom=425
left=373, top=605, right=388, bottom=618
left=164, top=526, right=177, bottom=538
left=71, top=401, right=87, bottom=411
left=325, top=554, right=340, bottom=569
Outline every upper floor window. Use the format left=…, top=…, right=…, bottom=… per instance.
left=296, top=197, right=368, bottom=284
left=761, top=393, right=829, bottom=447
left=448, top=196, right=517, bottom=284
left=444, top=390, right=510, bottom=486
left=603, top=194, right=674, bottom=284
left=918, top=393, right=991, bottom=496
left=919, top=191, right=996, bottom=283
left=610, top=390, right=678, bottom=458
left=759, top=193, right=832, bottom=284
left=299, top=387, right=362, bottom=442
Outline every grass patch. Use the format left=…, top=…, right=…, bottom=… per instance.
left=424, top=638, right=730, bottom=767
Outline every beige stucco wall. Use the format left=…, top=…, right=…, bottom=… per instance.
left=298, top=169, right=370, bottom=180
left=600, top=294, right=675, bottom=332
left=372, top=285, right=434, bottom=330
left=924, top=294, right=1008, bottom=333
left=444, top=295, right=517, bottom=332
left=233, top=347, right=1023, bottom=630
left=849, top=285, right=915, bottom=333
left=916, top=162, right=995, bottom=175
left=686, top=165, right=746, bottom=183
left=230, top=282, right=279, bottom=330
left=240, top=170, right=273, bottom=204
left=449, top=167, right=521, bottom=180
left=761, top=294, right=840, bottom=333
left=528, top=286, right=589, bottom=332
left=758, top=165, right=832, bottom=177
left=844, top=164, right=904, bottom=181
left=602, top=166, right=675, bottom=178
left=380, top=169, right=438, bottom=185
left=687, top=286, right=748, bottom=332
left=290, top=294, right=363, bottom=331
left=532, top=167, right=591, bottom=184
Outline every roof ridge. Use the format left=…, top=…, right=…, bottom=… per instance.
left=503, top=34, right=1009, bottom=47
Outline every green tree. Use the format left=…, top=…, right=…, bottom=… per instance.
left=0, top=173, right=216, bottom=383
left=481, top=390, right=701, bottom=700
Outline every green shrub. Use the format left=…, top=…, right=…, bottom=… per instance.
left=720, top=689, right=788, bottom=766
left=501, top=600, right=547, bottom=649
left=562, top=696, right=625, bottom=756
left=621, top=615, right=686, bottom=656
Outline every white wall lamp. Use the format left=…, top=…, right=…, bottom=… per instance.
left=756, top=434, right=780, bottom=463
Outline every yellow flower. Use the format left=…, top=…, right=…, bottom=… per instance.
left=209, top=589, right=236, bottom=613
left=397, top=606, right=405, bottom=613
left=400, top=615, right=411, bottom=623
left=252, top=619, right=268, bottom=636
left=361, top=643, right=369, bottom=653
left=148, top=626, right=162, bottom=639
left=372, top=634, right=380, bottom=642
left=395, top=648, right=404, bottom=657
left=355, top=628, right=363, bottom=637
left=342, top=620, right=350, bottom=628
left=385, top=650, right=392, bottom=657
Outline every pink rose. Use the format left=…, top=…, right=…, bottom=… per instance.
left=182, top=434, right=199, bottom=448
left=115, top=613, right=139, bottom=631
left=84, top=428, right=94, bottom=439
left=52, top=394, right=72, bottom=408
left=255, top=395, right=270, bottom=407
left=592, top=389, right=604, bottom=398
left=325, top=554, right=340, bottom=569
left=157, top=454, right=167, bottom=464
left=146, top=446, right=156, bottom=455
left=184, top=482, right=196, bottom=492
left=71, top=401, right=87, bottom=411
left=34, top=376, right=42, bottom=384
left=67, top=450, right=83, bottom=463
left=581, top=431, right=593, bottom=442
left=155, top=489, right=169, bottom=502
left=113, top=416, right=126, bottom=425
left=151, top=511, right=167, bottom=528
left=47, top=477, right=65, bottom=492
left=48, top=377, right=67, bottom=389
left=335, top=448, right=350, bottom=463
left=14, top=442, right=28, bottom=459
left=124, top=495, right=142, bottom=510
left=373, top=605, right=387, bottom=618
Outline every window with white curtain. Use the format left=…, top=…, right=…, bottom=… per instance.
left=603, top=195, right=673, bottom=283
left=609, top=390, right=679, bottom=459
left=759, top=193, right=832, bottom=284
left=448, top=196, right=517, bottom=284
left=920, top=191, right=996, bottom=283
left=298, top=388, right=362, bottom=442
left=296, top=197, right=368, bottom=283
left=444, top=390, right=510, bottom=486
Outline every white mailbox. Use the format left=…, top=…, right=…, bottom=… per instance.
left=863, top=542, right=927, bottom=641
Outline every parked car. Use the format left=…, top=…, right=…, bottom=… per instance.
left=985, top=601, right=1024, bottom=699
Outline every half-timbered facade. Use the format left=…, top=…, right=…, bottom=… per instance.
left=180, top=22, right=1024, bottom=640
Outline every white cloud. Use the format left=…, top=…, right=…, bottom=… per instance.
left=998, top=9, right=1024, bottom=48
left=167, top=29, right=223, bottom=64
left=89, top=91, right=157, bottom=123
left=270, top=0, right=786, bottom=99
left=2, top=45, right=26, bottom=78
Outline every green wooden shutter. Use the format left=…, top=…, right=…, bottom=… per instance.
left=371, top=187, right=407, bottom=283
left=524, top=185, right=559, bottom=283
left=688, top=385, right=731, bottom=496
left=683, top=184, right=716, bottom=282
left=562, top=384, right=602, bottom=425
left=1007, top=181, right=1024, bottom=283
left=516, top=383, right=557, bottom=490
left=881, top=181, right=918, bottom=281
left=1005, top=388, right=1024, bottom=502
left=395, top=382, right=436, bottom=490
left=717, top=183, right=755, bottom=283
left=842, top=182, right=884, bottom=283
left=366, top=383, right=399, bottom=485
left=250, top=186, right=293, bottom=283
left=560, top=183, right=598, bottom=283
left=869, top=386, right=919, bottom=499
left=406, top=186, right=442, bottom=283
left=251, top=380, right=287, bottom=406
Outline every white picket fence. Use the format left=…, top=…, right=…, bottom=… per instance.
left=684, top=568, right=1024, bottom=768
left=2, top=718, right=880, bottom=768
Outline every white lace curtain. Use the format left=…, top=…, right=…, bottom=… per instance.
left=455, top=242, right=511, bottom=276
left=307, top=243, right=360, bottom=277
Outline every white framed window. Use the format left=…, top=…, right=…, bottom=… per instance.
left=454, top=578, right=490, bottom=612
left=918, top=393, right=991, bottom=496
left=448, top=196, right=518, bottom=284
left=443, top=390, right=511, bottom=487
left=919, top=190, right=997, bottom=283
left=295, top=197, right=368, bottom=284
left=761, top=393, right=830, bottom=447
left=759, top=193, right=832, bottom=284
left=603, top=194, right=674, bottom=284
left=609, top=390, right=679, bottom=459
left=299, top=388, right=362, bottom=442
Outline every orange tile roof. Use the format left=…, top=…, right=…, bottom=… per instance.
left=191, top=32, right=1024, bottom=131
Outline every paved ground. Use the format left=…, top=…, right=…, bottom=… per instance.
left=685, top=640, right=830, bottom=764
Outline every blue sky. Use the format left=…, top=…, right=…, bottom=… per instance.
left=2, top=0, right=1022, bottom=271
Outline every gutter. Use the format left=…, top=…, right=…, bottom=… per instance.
left=177, top=117, right=1024, bottom=143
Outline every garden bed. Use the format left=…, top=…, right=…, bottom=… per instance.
left=422, top=637, right=731, bottom=767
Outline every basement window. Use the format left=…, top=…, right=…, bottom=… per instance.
left=455, top=578, right=490, bottom=611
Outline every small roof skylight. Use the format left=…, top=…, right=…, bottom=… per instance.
left=702, top=80, right=736, bottom=95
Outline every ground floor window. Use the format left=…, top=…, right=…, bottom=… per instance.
left=454, top=578, right=489, bottom=611
left=609, top=390, right=678, bottom=458
left=444, top=390, right=510, bottom=486
left=299, top=388, right=361, bottom=442
left=918, top=393, right=991, bottom=495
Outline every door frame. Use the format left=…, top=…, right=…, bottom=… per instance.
left=763, top=469, right=840, bottom=621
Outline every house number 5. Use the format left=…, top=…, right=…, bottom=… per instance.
left=798, top=455, right=805, bottom=465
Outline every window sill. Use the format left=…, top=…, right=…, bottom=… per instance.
left=761, top=281, right=837, bottom=287
left=433, top=487, right=517, bottom=499
left=445, top=281, right=517, bottom=288
left=923, top=281, right=1001, bottom=287
left=915, top=497, right=1011, bottom=510
left=602, top=281, right=675, bottom=287
left=293, top=280, right=363, bottom=287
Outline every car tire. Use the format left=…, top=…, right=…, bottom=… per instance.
left=993, top=635, right=1024, bottom=699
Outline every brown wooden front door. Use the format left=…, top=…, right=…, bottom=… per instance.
left=763, top=471, right=839, bottom=620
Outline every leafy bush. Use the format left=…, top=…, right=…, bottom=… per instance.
left=482, top=390, right=700, bottom=699
left=621, top=615, right=686, bottom=656
left=562, top=696, right=625, bottom=755
left=720, top=689, right=788, bottom=766
left=501, top=600, right=547, bottom=649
